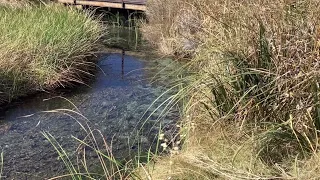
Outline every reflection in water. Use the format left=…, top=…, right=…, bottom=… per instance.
left=0, top=53, right=178, bottom=179
left=106, top=27, right=143, bottom=51
left=122, top=49, right=125, bottom=78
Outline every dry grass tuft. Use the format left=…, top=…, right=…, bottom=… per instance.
left=142, top=0, right=199, bottom=57
left=142, top=0, right=320, bottom=179
left=0, top=4, right=103, bottom=104
left=0, top=0, right=25, bottom=6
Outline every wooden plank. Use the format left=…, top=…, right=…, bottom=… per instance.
left=57, top=0, right=74, bottom=4
left=123, top=0, right=146, bottom=5
left=93, top=0, right=146, bottom=5
left=56, top=0, right=147, bottom=11
left=87, top=0, right=122, bottom=3
left=76, top=0, right=123, bottom=8
left=125, top=4, right=146, bottom=11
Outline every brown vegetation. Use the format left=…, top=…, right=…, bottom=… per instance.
left=141, top=0, right=320, bottom=179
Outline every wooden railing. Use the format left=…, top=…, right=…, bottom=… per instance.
left=57, top=0, right=146, bottom=11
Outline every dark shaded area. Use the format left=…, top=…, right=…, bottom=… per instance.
left=86, top=0, right=146, bottom=5
left=83, top=4, right=146, bottom=26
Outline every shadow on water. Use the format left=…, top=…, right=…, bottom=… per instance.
left=0, top=52, right=181, bottom=179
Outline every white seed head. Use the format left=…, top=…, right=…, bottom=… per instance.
left=159, top=133, right=165, bottom=140
left=161, top=143, right=168, bottom=149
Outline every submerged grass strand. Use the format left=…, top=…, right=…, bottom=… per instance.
left=0, top=152, right=3, bottom=180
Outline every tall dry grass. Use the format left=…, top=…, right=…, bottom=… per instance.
left=0, top=4, right=103, bottom=104
left=142, top=0, right=200, bottom=56
left=142, top=0, right=320, bottom=179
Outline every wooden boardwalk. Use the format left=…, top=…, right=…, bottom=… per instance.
left=57, top=0, right=147, bottom=11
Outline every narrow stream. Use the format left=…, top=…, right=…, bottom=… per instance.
left=0, top=52, right=179, bottom=179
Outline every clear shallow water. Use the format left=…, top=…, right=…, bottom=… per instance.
left=0, top=53, right=179, bottom=179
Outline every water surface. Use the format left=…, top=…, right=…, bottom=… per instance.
left=0, top=53, right=179, bottom=179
